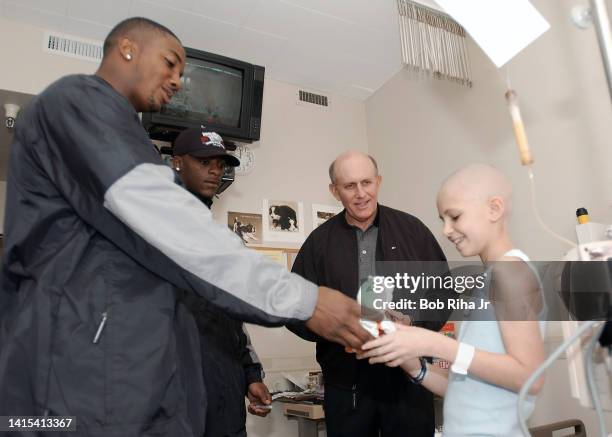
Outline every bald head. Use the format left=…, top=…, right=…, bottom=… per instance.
left=328, top=150, right=382, bottom=230
left=439, top=164, right=513, bottom=212
left=329, top=150, right=378, bottom=184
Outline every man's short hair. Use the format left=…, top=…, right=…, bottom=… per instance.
left=328, top=154, right=379, bottom=184
left=103, top=17, right=180, bottom=56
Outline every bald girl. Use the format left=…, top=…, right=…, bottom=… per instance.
left=437, top=164, right=514, bottom=261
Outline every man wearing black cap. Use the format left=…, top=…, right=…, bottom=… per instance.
left=172, top=127, right=271, bottom=437
left=171, top=129, right=239, bottom=205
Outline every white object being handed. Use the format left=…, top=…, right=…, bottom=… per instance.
left=345, top=320, right=396, bottom=354
left=360, top=319, right=397, bottom=338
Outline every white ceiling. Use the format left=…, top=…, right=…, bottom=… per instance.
left=0, top=0, right=441, bottom=100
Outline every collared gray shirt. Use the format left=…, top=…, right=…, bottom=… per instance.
left=356, top=224, right=378, bottom=287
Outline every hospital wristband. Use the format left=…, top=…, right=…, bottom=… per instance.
left=450, top=342, right=475, bottom=375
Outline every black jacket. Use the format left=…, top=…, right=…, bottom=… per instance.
left=180, top=290, right=263, bottom=437
left=0, top=75, right=316, bottom=437
left=289, top=204, right=447, bottom=388
left=178, top=194, right=263, bottom=437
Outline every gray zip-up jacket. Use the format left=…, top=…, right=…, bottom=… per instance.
left=0, top=74, right=317, bottom=437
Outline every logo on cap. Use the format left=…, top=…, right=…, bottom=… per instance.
left=200, top=128, right=225, bottom=150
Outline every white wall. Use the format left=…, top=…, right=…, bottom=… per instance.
left=365, top=0, right=612, bottom=432
left=211, top=79, right=366, bottom=232
left=0, top=17, right=98, bottom=94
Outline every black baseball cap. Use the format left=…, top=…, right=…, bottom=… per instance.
left=172, top=126, right=240, bottom=167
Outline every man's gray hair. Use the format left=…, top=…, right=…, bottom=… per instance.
left=328, top=154, right=379, bottom=184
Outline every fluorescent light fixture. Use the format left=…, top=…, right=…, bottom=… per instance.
left=433, top=0, right=550, bottom=67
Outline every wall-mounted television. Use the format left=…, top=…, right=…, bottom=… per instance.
left=142, top=47, right=264, bottom=143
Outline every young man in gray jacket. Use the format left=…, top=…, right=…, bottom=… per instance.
left=0, top=17, right=370, bottom=436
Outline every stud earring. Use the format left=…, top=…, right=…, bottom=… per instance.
left=125, top=54, right=132, bottom=60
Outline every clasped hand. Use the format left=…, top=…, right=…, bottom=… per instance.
left=356, top=324, right=431, bottom=369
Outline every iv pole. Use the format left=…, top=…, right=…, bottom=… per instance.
left=588, top=0, right=612, bottom=103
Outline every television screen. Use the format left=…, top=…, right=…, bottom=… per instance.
left=142, top=47, right=264, bottom=142
left=160, top=57, right=244, bottom=128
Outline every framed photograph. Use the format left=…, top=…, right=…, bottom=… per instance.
left=312, top=203, right=343, bottom=229
left=263, top=199, right=305, bottom=243
left=227, top=211, right=262, bottom=245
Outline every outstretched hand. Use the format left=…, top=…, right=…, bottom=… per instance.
left=247, top=382, right=272, bottom=417
left=305, top=286, right=374, bottom=349
left=356, top=324, right=431, bottom=367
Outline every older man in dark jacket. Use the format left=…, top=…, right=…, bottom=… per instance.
left=290, top=151, right=448, bottom=437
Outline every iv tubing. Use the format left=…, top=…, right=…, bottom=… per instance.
left=585, top=322, right=607, bottom=437
left=517, top=320, right=601, bottom=436
left=526, top=166, right=577, bottom=248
